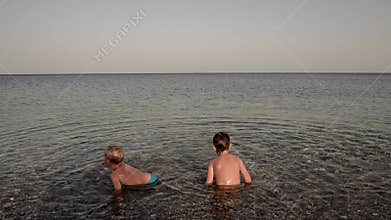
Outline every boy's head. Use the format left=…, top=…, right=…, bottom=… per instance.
left=105, top=145, right=124, bottom=165
left=213, top=132, right=231, bottom=154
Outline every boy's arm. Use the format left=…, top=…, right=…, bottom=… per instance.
left=110, top=173, right=122, bottom=192
left=239, top=159, right=252, bottom=184
left=205, top=160, right=214, bottom=185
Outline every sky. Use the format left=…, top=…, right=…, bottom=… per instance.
left=0, top=0, right=390, bottom=74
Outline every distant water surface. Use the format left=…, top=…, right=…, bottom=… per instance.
left=0, top=73, right=390, bottom=219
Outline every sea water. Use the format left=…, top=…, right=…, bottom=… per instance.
left=0, top=73, right=390, bottom=219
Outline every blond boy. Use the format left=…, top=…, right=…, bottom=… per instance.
left=104, top=145, right=159, bottom=191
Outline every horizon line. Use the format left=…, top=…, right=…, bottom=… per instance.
left=1, top=71, right=391, bottom=75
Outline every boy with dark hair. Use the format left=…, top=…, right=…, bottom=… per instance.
left=206, top=132, right=252, bottom=186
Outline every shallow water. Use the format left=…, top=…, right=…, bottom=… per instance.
left=0, top=73, right=390, bottom=219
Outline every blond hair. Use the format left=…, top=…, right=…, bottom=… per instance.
left=105, top=145, right=124, bottom=164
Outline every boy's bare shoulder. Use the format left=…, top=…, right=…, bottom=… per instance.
left=110, top=171, right=119, bottom=181
left=111, top=166, right=124, bottom=177
left=231, top=154, right=245, bottom=165
left=230, top=154, right=242, bottom=161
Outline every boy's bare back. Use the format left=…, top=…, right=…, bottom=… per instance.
left=207, top=152, right=251, bottom=186
left=111, top=163, right=151, bottom=187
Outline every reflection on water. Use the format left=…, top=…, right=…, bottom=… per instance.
left=0, top=74, right=390, bottom=219
left=211, top=189, right=239, bottom=219
left=208, top=184, right=251, bottom=219
left=112, top=193, right=127, bottom=218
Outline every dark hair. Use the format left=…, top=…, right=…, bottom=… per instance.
left=213, top=132, right=230, bottom=154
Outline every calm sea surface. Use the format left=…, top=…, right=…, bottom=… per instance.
left=0, top=73, right=390, bottom=219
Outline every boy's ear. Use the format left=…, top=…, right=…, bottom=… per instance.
left=212, top=145, right=217, bottom=152
left=228, top=143, right=232, bottom=150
